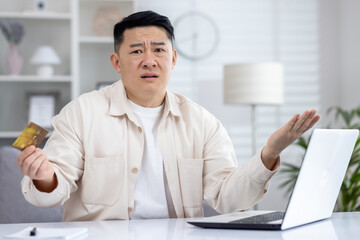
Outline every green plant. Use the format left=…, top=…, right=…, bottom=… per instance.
left=278, top=106, right=360, bottom=211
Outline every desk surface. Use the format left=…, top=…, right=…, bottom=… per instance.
left=0, top=212, right=359, bottom=240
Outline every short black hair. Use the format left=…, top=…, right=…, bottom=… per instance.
left=113, top=10, right=175, bottom=52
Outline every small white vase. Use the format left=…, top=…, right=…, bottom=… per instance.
left=6, top=44, right=24, bottom=75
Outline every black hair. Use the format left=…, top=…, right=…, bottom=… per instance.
left=113, top=10, right=175, bottom=52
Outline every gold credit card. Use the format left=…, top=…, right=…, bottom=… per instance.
left=12, top=122, right=49, bottom=151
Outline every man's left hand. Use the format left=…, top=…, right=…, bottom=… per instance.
left=261, top=109, right=320, bottom=170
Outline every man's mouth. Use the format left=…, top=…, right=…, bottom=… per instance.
left=141, top=74, right=158, bottom=79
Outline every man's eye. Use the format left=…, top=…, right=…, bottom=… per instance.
left=155, top=48, right=164, bottom=52
left=131, top=50, right=142, bottom=54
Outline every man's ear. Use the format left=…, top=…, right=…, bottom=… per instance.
left=110, top=53, right=121, bottom=73
left=171, top=48, right=177, bottom=70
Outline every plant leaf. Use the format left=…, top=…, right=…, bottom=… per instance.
left=294, top=136, right=308, bottom=149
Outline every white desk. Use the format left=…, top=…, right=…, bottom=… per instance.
left=0, top=212, right=359, bottom=240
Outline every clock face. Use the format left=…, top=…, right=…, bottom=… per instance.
left=174, top=11, right=219, bottom=61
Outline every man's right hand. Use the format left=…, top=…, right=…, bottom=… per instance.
left=17, top=145, right=57, bottom=192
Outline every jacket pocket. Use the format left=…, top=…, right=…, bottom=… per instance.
left=177, top=158, right=204, bottom=209
left=80, top=156, right=124, bottom=206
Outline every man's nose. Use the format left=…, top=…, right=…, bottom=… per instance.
left=142, top=51, right=157, bottom=68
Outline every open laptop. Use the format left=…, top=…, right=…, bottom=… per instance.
left=188, top=129, right=359, bottom=230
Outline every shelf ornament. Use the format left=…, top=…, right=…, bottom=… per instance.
left=0, top=20, right=25, bottom=75
left=30, top=46, right=61, bottom=77
left=93, top=6, right=122, bottom=36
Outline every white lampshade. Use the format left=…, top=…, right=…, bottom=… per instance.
left=31, top=46, right=61, bottom=77
left=224, top=62, right=284, bottom=105
left=31, top=46, right=61, bottom=65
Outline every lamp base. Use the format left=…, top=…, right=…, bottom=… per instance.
left=36, top=65, right=54, bottom=77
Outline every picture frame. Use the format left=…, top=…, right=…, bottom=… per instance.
left=27, top=92, right=59, bottom=129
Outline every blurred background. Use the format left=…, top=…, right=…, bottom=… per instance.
left=0, top=0, right=359, bottom=212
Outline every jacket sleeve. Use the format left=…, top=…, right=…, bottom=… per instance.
left=202, top=118, right=279, bottom=214
left=21, top=99, right=85, bottom=208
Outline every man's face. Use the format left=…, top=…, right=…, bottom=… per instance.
left=111, top=26, right=177, bottom=106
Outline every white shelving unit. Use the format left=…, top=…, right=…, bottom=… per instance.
left=0, top=12, right=71, bottom=20
left=0, top=131, right=22, bottom=139
left=0, top=131, right=52, bottom=139
left=0, top=0, right=74, bottom=140
left=0, top=0, right=133, bottom=141
left=0, top=75, right=72, bottom=83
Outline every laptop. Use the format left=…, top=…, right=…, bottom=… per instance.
left=188, top=129, right=359, bottom=230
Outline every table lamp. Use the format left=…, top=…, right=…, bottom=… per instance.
left=31, top=45, right=61, bottom=77
left=223, top=62, right=284, bottom=157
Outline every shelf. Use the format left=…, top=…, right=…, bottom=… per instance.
left=80, top=0, right=132, bottom=3
left=0, top=131, right=22, bottom=139
left=0, top=11, right=71, bottom=20
left=0, top=75, right=72, bottom=83
left=79, top=36, right=113, bottom=44
left=0, top=131, right=52, bottom=139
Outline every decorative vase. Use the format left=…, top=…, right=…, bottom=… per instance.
left=6, top=44, right=23, bottom=75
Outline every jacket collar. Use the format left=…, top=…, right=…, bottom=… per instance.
left=164, top=91, right=181, bottom=117
left=108, top=80, right=181, bottom=118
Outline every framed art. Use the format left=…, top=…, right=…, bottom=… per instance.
left=27, top=92, right=59, bottom=129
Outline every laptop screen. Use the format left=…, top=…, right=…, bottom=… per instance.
left=281, top=129, right=358, bottom=229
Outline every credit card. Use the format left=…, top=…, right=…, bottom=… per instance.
left=12, top=122, right=49, bottom=151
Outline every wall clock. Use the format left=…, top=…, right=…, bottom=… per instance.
left=173, top=11, right=220, bottom=61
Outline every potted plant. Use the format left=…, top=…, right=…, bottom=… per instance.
left=0, top=20, right=25, bottom=75
left=278, top=106, right=360, bottom=211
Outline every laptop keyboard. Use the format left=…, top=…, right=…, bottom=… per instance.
left=230, top=211, right=285, bottom=224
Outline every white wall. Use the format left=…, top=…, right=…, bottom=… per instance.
left=318, top=0, right=360, bottom=124
left=318, top=0, right=341, bottom=119
left=338, top=0, right=360, bottom=109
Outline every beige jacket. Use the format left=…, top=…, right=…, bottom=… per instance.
left=21, top=81, right=278, bottom=221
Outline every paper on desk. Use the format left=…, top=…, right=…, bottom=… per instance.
left=2, top=226, right=88, bottom=240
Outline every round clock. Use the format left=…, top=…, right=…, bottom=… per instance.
left=173, top=11, right=220, bottom=61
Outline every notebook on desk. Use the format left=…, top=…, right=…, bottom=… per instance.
left=188, top=129, right=359, bottom=230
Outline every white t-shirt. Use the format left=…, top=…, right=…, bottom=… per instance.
left=129, top=100, right=169, bottom=219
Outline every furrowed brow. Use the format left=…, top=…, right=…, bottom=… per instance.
left=129, top=43, right=144, bottom=48
left=151, top=41, right=166, bottom=46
